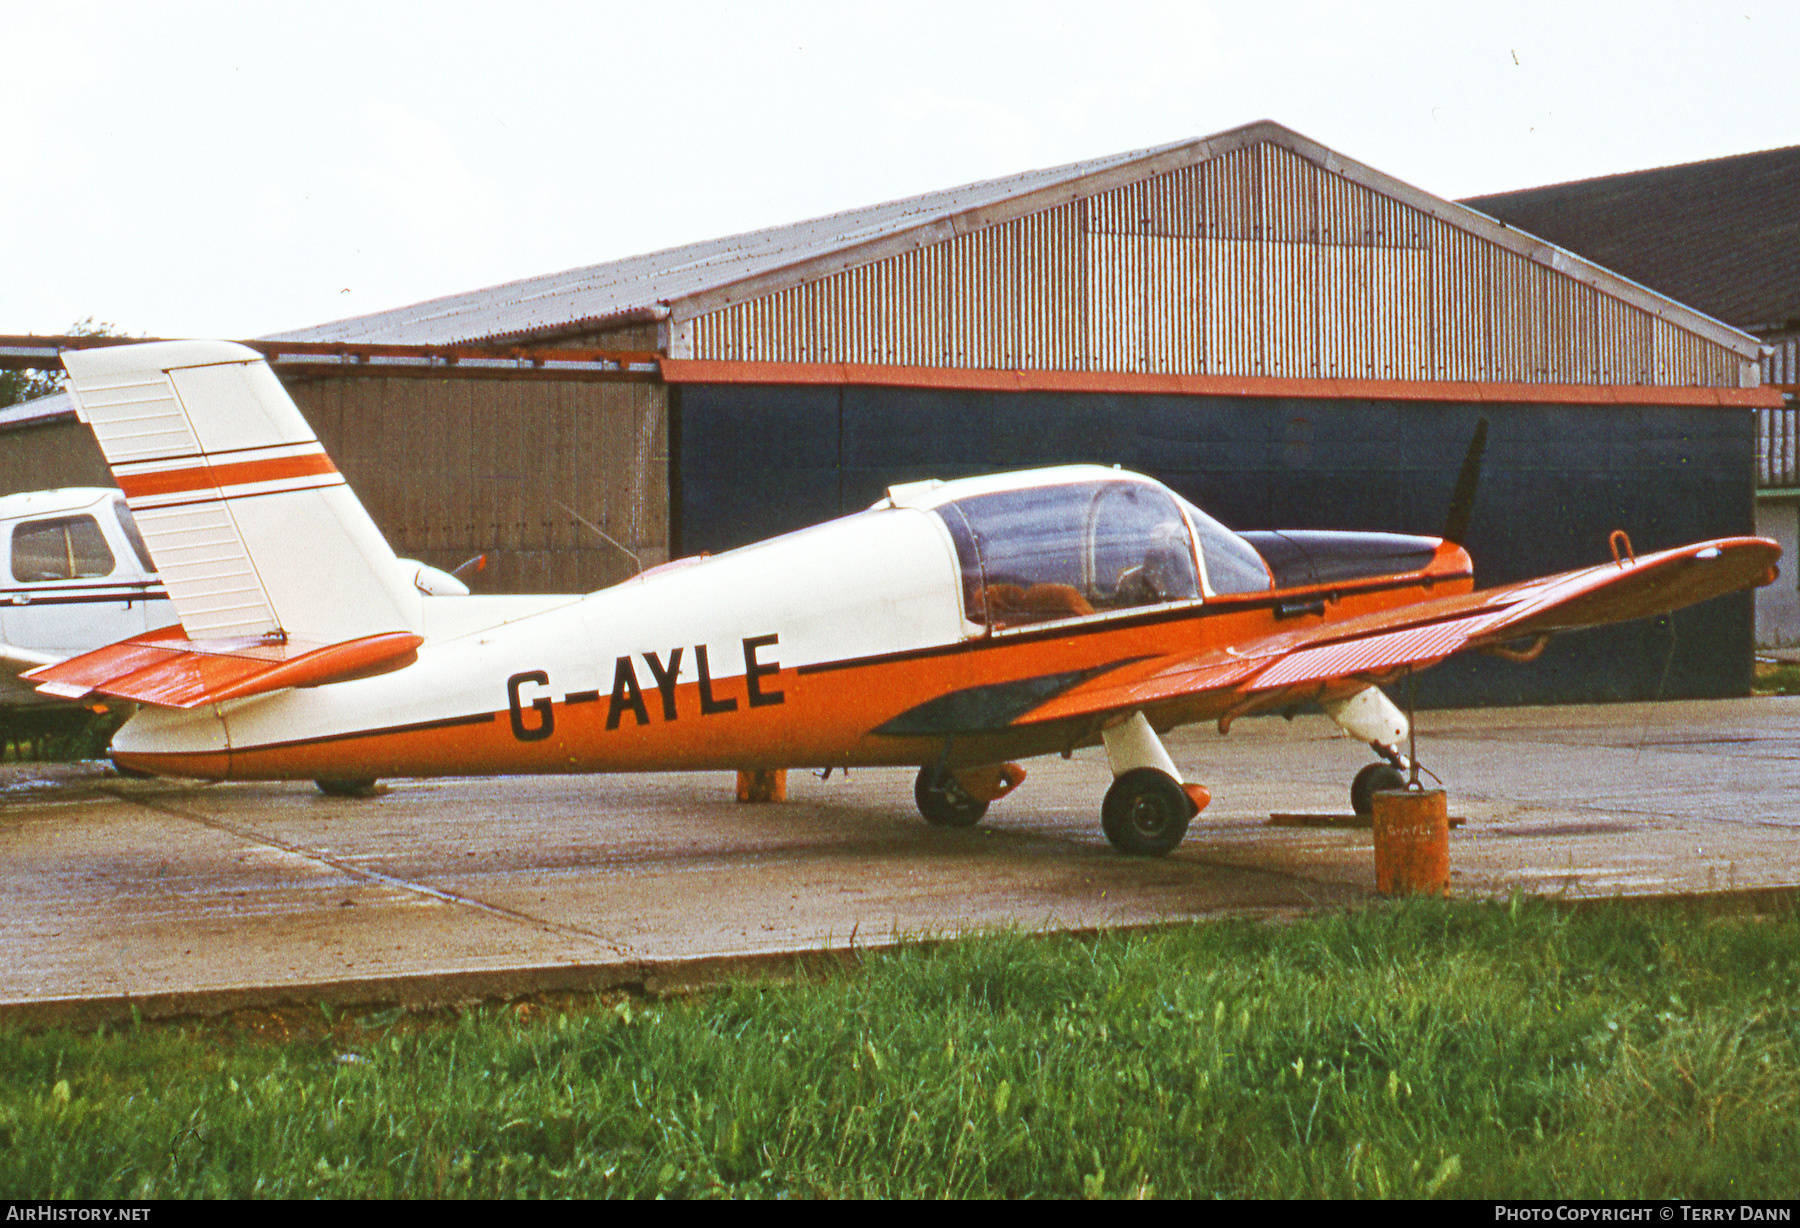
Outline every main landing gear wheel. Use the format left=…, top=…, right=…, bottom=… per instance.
left=1350, top=762, right=1407, bottom=816
left=914, top=765, right=988, bottom=828
left=316, top=777, right=381, bottom=798
left=1101, top=767, right=1196, bottom=857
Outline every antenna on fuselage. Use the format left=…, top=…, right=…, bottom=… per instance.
left=1440, top=417, right=1489, bottom=547
left=554, top=500, right=641, bottom=573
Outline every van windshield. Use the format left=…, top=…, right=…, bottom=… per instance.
left=113, top=499, right=156, bottom=572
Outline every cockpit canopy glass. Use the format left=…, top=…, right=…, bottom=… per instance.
left=935, top=480, right=1201, bottom=628
left=1173, top=495, right=1273, bottom=595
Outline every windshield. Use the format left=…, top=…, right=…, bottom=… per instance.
left=10, top=514, right=116, bottom=582
left=113, top=499, right=157, bottom=572
left=1173, top=495, right=1272, bottom=595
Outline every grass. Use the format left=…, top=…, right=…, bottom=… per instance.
left=2, top=896, right=1797, bottom=1199
left=0, top=707, right=129, bottom=763
left=1753, top=660, right=1800, bottom=696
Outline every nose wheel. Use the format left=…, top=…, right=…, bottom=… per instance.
left=1350, top=761, right=1407, bottom=815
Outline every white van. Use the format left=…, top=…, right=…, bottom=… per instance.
left=0, top=488, right=178, bottom=706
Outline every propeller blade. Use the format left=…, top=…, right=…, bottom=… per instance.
left=1441, top=417, right=1488, bottom=546
left=450, top=553, right=488, bottom=579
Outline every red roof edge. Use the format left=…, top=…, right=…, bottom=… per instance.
left=657, top=360, right=1783, bottom=408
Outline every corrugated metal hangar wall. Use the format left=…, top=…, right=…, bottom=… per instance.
left=684, top=142, right=1749, bottom=384
left=1, top=122, right=1773, bottom=706
left=287, top=376, right=667, bottom=594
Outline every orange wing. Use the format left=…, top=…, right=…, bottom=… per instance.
left=23, top=627, right=423, bottom=709
left=1014, top=536, right=1779, bottom=729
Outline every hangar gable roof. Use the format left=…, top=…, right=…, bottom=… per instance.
left=267, top=142, right=1166, bottom=347
left=272, top=120, right=1760, bottom=362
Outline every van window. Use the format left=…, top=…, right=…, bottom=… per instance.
left=11, top=515, right=116, bottom=582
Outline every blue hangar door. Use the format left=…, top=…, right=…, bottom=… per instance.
left=669, top=382, right=1755, bottom=707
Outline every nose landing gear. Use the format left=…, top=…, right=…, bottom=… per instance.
left=1350, top=760, right=1407, bottom=815
left=1323, top=684, right=1419, bottom=815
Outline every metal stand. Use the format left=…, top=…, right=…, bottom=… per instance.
left=1406, top=668, right=1420, bottom=790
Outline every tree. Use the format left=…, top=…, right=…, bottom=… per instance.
left=0, top=318, right=134, bottom=409
left=0, top=367, right=59, bottom=409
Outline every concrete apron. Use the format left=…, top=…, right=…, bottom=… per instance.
left=3, top=696, right=1798, bottom=1027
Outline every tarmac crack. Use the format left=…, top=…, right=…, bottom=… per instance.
left=99, top=787, right=639, bottom=962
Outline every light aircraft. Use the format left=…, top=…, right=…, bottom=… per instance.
left=19, top=340, right=1781, bottom=853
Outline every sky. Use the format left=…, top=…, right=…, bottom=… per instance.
left=2, top=0, right=1795, bottom=341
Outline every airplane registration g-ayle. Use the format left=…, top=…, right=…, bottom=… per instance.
left=23, top=340, right=1782, bottom=856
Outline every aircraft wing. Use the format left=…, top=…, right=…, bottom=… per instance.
left=1011, top=536, right=1778, bottom=729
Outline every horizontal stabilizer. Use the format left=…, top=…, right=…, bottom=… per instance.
left=24, top=627, right=422, bottom=709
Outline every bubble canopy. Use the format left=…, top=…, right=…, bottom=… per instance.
left=892, top=468, right=1271, bottom=629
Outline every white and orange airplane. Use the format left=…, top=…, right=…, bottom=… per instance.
left=16, top=340, right=1781, bottom=855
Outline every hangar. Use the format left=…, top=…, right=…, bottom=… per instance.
left=1462, top=144, right=1800, bottom=646
left=0, top=120, right=1779, bottom=705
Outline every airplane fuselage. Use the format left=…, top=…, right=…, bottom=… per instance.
left=112, top=490, right=1473, bottom=782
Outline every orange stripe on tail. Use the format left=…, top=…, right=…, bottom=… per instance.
left=116, top=452, right=338, bottom=499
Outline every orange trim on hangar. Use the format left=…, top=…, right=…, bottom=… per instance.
left=658, top=359, right=1784, bottom=409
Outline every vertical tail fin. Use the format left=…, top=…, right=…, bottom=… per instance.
left=62, top=340, right=421, bottom=644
